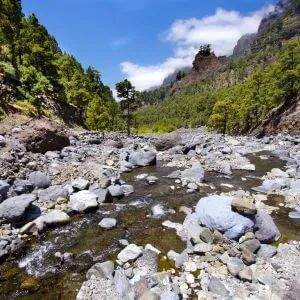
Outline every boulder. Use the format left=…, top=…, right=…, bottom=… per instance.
left=240, top=239, right=261, bottom=253
left=0, top=180, right=10, bottom=199
left=227, top=257, right=245, bottom=276
left=108, top=185, right=124, bottom=198
left=69, top=190, right=98, bottom=212
left=195, top=196, right=254, bottom=239
left=86, top=261, right=114, bottom=280
left=0, top=194, right=36, bottom=225
left=181, top=163, right=205, bottom=183
left=117, top=244, right=143, bottom=264
left=231, top=199, right=257, bottom=215
left=98, top=218, right=117, bottom=229
left=154, top=133, right=181, bottom=151
left=34, top=210, right=70, bottom=231
left=121, top=185, right=134, bottom=196
left=238, top=267, right=253, bottom=282
left=193, top=243, right=213, bottom=254
left=208, top=277, right=230, bottom=298
left=103, top=139, right=123, bottom=149
left=92, top=188, right=112, bottom=204
left=254, top=210, right=281, bottom=243
left=128, top=151, right=156, bottom=167
left=11, top=180, right=34, bottom=195
left=114, top=269, right=133, bottom=298
left=18, top=119, right=70, bottom=153
left=28, top=171, right=51, bottom=189
left=72, top=178, right=89, bottom=191
left=37, top=185, right=68, bottom=202
left=257, top=244, right=277, bottom=258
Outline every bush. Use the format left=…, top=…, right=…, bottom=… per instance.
left=11, top=100, right=38, bottom=116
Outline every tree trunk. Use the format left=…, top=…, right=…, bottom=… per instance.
left=127, top=100, right=130, bottom=136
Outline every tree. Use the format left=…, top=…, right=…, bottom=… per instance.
left=199, top=44, right=211, bottom=57
left=116, top=79, right=136, bottom=136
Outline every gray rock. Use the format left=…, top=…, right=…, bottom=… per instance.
left=288, top=179, right=300, bottom=196
left=34, top=210, right=70, bottom=231
left=69, top=190, right=98, bottom=212
left=114, top=269, right=133, bottom=298
left=38, top=185, right=68, bottom=202
left=231, top=199, right=257, bottom=215
left=99, top=218, right=117, bottom=229
left=227, top=257, right=245, bottom=276
left=72, top=178, right=89, bottom=190
left=254, top=210, right=281, bottom=243
left=240, top=239, right=261, bottom=253
left=128, top=151, right=156, bottom=167
left=11, top=180, right=34, bottom=195
left=108, top=185, right=124, bottom=198
left=154, top=133, right=181, bottom=151
left=193, top=243, right=213, bottom=254
left=146, top=176, right=158, bottom=185
left=238, top=267, right=253, bottom=282
left=117, top=244, right=143, bottom=264
left=200, top=228, right=214, bottom=244
left=181, top=164, right=205, bottom=183
left=28, top=171, right=51, bottom=189
left=175, top=250, right=189, bottom=268
left=151, top=204, right=165, bottom=216
left=195, top=195, right=254, bottom=240
left=289, top=211, right=300, bottom=219
left=121, top=185, right=134, bottom=196
left=257, top=244, right=277, bottom=258
left=160, top=291, right=180, bottom=300
left=0, top=180, right=10, bottom=199
left=92, top=188, right=113, bottom=204
left=252, top=180, right=282, bottom=194
left=139, top=291, right=159, bottom=300
left=208, top=277, right=230, bottom=298
left=0, top=194, right=36, bottom=225
left=86, top=261, right=114, bottom=280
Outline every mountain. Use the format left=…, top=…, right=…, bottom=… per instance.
left=134, top=0, right=300, bottom=135
left=161, top=66, right=192, bottom=87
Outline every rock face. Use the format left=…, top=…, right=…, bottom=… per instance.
left=254, top=211, right=281, bottom=243
left=69, top=191, right=98, bottom=212
left=233, top=33, right=257, bottom=57
left=18, top=119, right=70, bottom=154
left=195, top=196, right=254, bottom=239
left=0, top=194, right=36, bottom=225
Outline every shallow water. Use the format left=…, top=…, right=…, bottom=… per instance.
left=0, top=153, right=298, bottom=299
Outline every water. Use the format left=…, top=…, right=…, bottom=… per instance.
left=0, top=153, right=298, bottom=299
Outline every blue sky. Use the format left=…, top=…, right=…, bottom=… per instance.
left=22, top=0, right=277, bottom=91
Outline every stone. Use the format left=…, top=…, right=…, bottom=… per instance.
left=160, top=291, right=180, bottom=300
left=139, top=291, right=160, bottom=300
left=12, top=180, right=34, bottom=195
left=239, top=231, right=255, bottom=243
left=231, top=199, right=257, bottom=215
left=240, top=239, right=261, bottom=253
left=238, top=267, right=253, bottom=282
left=103, top=139, right=123, bottom=149
left=0, top=180, right=10, bottom=199
left=69, top=190, right=98, bottom=212
left=86, top=261, right=114, bottom=280
left=257, top=244, right=277, bottom=258
left=167, top=250, right=179, bottom=261
left=154, top=133, right=181, bottom=151
left=195, top=195, right=254, bottom=240
left=121, top=185, right=134, bottom=196
left=128, top=151, right=156, bottom=167
left=181, top=164, right=205, bottom=183
left=28, top=171, right=51, bottom=189
left=20, top=277, right=40, bottom=292
left=227, top=257, right=244, bottom=276
left=0, top=194, right=36, bottom=225
left=175, top=250, right=189, bottom=268
left=92, top=188, right=112, bottom=204
left=241, top=248, right=256, bottom=265
left=208, top=277, right=230, bottom=298
left=151, top=204, right=165, bottom=216
left=289, top=211, right=300, bottom=219
left=72, top=178, right=89, bottom=190
left=193, top=243, right=213, bottom=254
left=18, top=119, right=70, bottom=153
left=146, top=176, right=158, bottom=185
left=200, top=228, right=214, bottom=244
left=34, top=210, right=70, bottom=231
left=114, top=269, right=133, bottom=297
left=254, top=210, right=281, bottom=243
left=98, top=218, right=117, bottom=229
left=108, top=185, right=124, bottom=198
left=38, top=185, right=68, bottom=202
left=117, top=244, right=143, bottom=264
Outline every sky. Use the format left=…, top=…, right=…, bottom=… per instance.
left=22, top=0, right=277, bottom=92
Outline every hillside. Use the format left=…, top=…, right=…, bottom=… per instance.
left=0, top=0, right=124, bottom=131
left=134, top=0, right=300, bottom=135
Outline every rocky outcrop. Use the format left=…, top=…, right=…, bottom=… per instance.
left=232, top=33, right=257, bottom=57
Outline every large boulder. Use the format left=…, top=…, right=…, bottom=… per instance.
left=28, top=171, right=51, bottom=189
left=154, top=133, right=181, bottom=151
left=18, top=119, right=70, bottom=154
left=69, top=190, right=98, bottom=212
left=181, top=163, right=205, bottom=183
left=0, top=194, right=37, bottom=225
left=34, top=210, right=70, bottom=231
left=37, top=185, right=68, bottom=202
left=254, top=210, right=281, bottom=243
left=128, top=151, right=156, bottom=167
left=195, top=196, right=254, bottom=240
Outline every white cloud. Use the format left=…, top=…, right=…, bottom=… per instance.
left=120, top=5, right=274, bottom=91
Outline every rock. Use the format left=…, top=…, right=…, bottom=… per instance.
left=128, top=151, right=156, bottom=167
left=98, top=218, right=117, bottom=229
left=200, top=228, right=214, bottom=244
left=288, top=179, right=300, bottom=196
left=193, top=243, right=213, bottom=254
left=289, top=211, right=300, bottom=219
left=28, top=171, right=51, bottom=189
left=0, top=194, right=36, bottom=225
left=239, top=231, right=255, bottom=243
left=139, top=291, right=160, bottom=300
left=12, top=180, right=34, bottom=195
left=181, top=164, right=205, bottom=183
left=227, top=257, right=245, bottom=276
left=0, top=180, right=10, bottom=199
left=175, top=250, right=189, bottom=268
left=154, top=133, right=181, bottom=151
left=254, top=210, right=281, bottom=243
left=117, top=244, right=143, bottom=264
left=38, top=185, right=68, bottom=202
left=108, top=185, right=124, bottom=198
left=72, top=178, right=89, bottom=190
left=195, top=195, right=254, bottom=240
left=208, top=277, right=230, bottom=298
left=92, top=187, right=112, bottom=204
left=114, top=269, right=133, bottom=298
left=18, top=119, right=70, bottom=153
left=240, top=239, right=261, bottom=253
left=86, top=261, right=114, bottom=280
left=257, top=244, right=277, bottom=258
left=151, top=204, right=165, bottom=216
left=241, top=248, right=256, bottom=265
left=104, top=139, right=123, bottom=149
left=20, top=277, right=40, bottom=292
left=69, top=190, right=98, bottom=212
left=167, top=250, right=179, bottom=261
left=238, top=267, right=253, bottom=282
left=231, top=199, right=257, bottom=215
left=34, top=210, right=70, bottom=231
left=121, top=185, right=134, bottom=196
left=160, top=291, right=180, bottom=300
left=146, top=176, right=158, bottom=185
left=253, top=180, right=282, bottom=194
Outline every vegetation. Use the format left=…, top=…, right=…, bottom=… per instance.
left=0, top=0, right=124, bottom=131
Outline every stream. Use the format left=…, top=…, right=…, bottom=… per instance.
left=0, top=152, right=299, bottom=299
